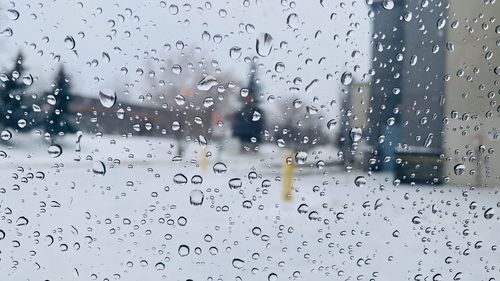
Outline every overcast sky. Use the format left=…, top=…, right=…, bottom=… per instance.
left=0, top=0, right=371, bottom=122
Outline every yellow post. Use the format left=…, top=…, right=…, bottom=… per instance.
left=200, top=147, right=208, bottom=172
left=282, top=151, right=295, bottom=202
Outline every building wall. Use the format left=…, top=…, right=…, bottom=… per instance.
left=443, top=0, right=500, bottom=185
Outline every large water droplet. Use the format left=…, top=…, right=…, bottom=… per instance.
left=197, top=75, right=218, bottom=91
left=189, top=189, right=204, bottom=206
left=229, top=46, right=242, bottom=59
left=178, top=244, right=190, bottom=257
left=350, top=127, right=362, bottom=142
left=99, top=89, right=116, bottom=108
left=228, top=178, right=242, bottom=189
left=256, top=33, right=273, bottom=57
left=484, top=208, right=495, bottom=220
left=1, top=129, right=12, bottom=141
left=287, top=13, right=299, bottom=28
left=454, top=164, right=465, bottom=176
left=173, top=173, right=188, bottom=184
left=7, top=9, right=20, bottom=21
left=341, top=71, right=353, bottom=85
left=354, top=176, right=366, bottom=187
left=64, top=36, right=76, bottom=50
left=47, top=145, right=63, bottom=158
left=92, top=161, right=106, bottom=175
left=232, top=258, right=245, bottom=269
left=297, top=203, right=309, bottom=214
left=213, top=162, right=227, bottom=174
left=382, top=0, right=394, bottom=10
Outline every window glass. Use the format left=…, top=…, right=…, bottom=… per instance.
left=1, top=0, right=499, bottom=280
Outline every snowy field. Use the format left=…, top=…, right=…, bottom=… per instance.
left=0, top=133, right=499, bottom=281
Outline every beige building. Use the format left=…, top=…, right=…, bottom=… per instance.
left=443, top=0, right=500, bottom=186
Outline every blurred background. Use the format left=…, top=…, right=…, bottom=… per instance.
left=0, top=0, right=499, bottom=280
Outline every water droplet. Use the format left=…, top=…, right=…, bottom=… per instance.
left=229, top=46, right=242, bottom=59
left=116, top=108, right=125, bottom=119
left=295, top=151, right=308, bottom=164
left=17, top=119, right=27, bottom=128
left=171, top=64, right=182, bottom=75
left=92, top=161, right=106, bottom=175
left=1, top=28, right=13, bottom=37
left=382, top=0, right=394, bottom=10
left=484, top=208, right=495, bottom=220
left=171, top=121, right=181, bottom=131
left=213, top=162, right=227, bottom=174
left=287, top=13, right=299, bottom=28
left=275, top=62, right=285, bottom=73
left=437, top=18, right=446, bottom=30
left=293, top=99, right=302, bottom=108
left=297, top=203, right=309, bottom=214
left=256, top=33, right=273, bottom=57
left=189, top=189, right=204, bottom=206
left=22, top=74, right=33, bottom=85
left=175, top=94, right=185, bottom=105
left=178, top=244, right=190, bottom=257
left=232, top=258, right=245, bottom=269
left=64, top=36, right=76, bottom=50
left=203, top=97, right=215, bottom=108
left=16, top=216, right=29, bottom=226
left=350, top=127, right=362, bottom=142
left=327, top=119, right=336, bottom=130
left=1, top=130, right=12, bottom=141
left=197, top=75, right=218, bottom=91
left=173, top=173, right=188, bottom=184
left=354, top=176, right=366, bottom=187
left=99, top=89, right=116, bottom=108
left=341, top=71, right=353, bottom=85
left=305, top=79, right=319, bottom=92
left=228, top=178, right=242, bottom=189
left=155, top=262, right=165, bottom=270
left=403, top=12, right=412, bottom=22
left=424, top=133, right=433, bottom=147
left=412, top=216, right=421, bottom=224
left=454, top=164, right=465, bottom=176
left=268, top=273, right=278, bottom=281
left=7, top=9, right=20, bottom=21
left=252, top=110, right=261, bottom=121
left=47, top=145, right=62, bottom=158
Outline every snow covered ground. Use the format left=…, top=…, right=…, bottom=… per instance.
left=0, top=133, right=499, bottom=281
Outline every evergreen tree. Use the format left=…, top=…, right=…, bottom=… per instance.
left=232, top=63, right=266, bottom=150
left=0, top=51, right=28, bottom=129
left=44, top=66, right=77, bottom=139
